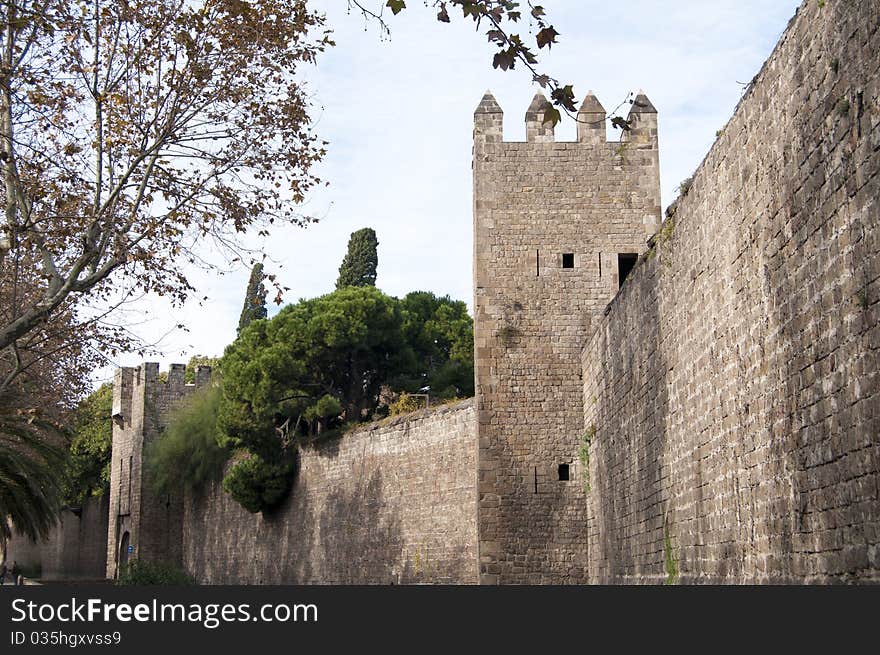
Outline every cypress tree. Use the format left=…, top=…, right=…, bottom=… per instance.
left=237, top=263, right=268, bottom=334
left=336, top=228, right=379, bottom=289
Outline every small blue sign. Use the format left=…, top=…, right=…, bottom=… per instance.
left=127, top=545, right=134, bottom=553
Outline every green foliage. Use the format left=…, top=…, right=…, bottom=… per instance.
left=222, top=454, right=296, bottom=514
left=220, top=286, right=410, bottom=443
left=145, top=385, right=229, bottom=497
left=184, top=355, right=219, bottom=384
left=116, top=560, right=195, bottom=586
left=218, top=286, right=411, bottom=511
left=397, top=291, right=474, bottom=398
left=676, top=176, right=693, bottom=197
left=303, top=394, right=343, bottom=422
left=61, top=384, right=113, bottom=506
left=217, top=280, right=475, bottom=512
left=0, top=403, right=66, bottom=542
left=238, top=263, right=268, bottom=334
left=389, top=392, right=424, bottom=416
left=336, top=228, right=379, bottom=289
left=836, top=96, right=850, bottom=116
left=664, top=515, right=680, bottom=585
left=579, top=426, right=594, bottom=493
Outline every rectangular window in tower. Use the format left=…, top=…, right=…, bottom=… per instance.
left=562, top=253, right=575, bottom=269
left=558, top=463, right=570, bottom=481
left=618, top=253, right=638, bottom=288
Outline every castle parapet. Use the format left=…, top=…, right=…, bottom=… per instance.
left=525, top=92, right=554, bottom=143
left=474, top=90, right=503, bottom=145
left=474, top=88, right=658, bottom=147
left=577, top=91, right=606, bottom=144
left=622, top=90, right=658, bottom=148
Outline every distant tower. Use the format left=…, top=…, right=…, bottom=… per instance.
left=106, top=363, right=211, bottom=578
left=472, top=89, right=661, bottom=583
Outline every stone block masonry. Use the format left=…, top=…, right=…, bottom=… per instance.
left=473, top=88, right=661, bottom=583
left=106, top=362, right=212, bottom=578
left=91, top=0, right=880, bottom=586
left=582, top=0, right=880, bottom=583
left=108, top=363, right=477, bottom=584
left=6, top=495, right=109, bottom=581
left=182, top=400, right=477, bottom=584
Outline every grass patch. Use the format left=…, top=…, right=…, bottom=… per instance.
left=116, top=560, right=195, bottom=585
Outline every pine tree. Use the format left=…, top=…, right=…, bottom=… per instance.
left=238, top=263, right=268, bottom=334
left=336, top=228, right=379, bottom=289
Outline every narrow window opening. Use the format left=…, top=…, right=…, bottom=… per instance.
left=536, top=249, right=540, bottom=277
left=598, top=253, right=602, bottom=277
left=558, top=463, right=570, bottom=481
left=562, top=253, right=574, bottom=269
left=618, top=253, right=638, bottom=288
left=534, top=466, right=538, bottom=494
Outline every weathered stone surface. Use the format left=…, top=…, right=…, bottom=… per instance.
left=106, top=363, right=209, bottom=578
left=582, top=0, right=880, bottom=584
left=106, top=370, right=477, bottom=584
left=87, top=0, right=880, bottom=586
left=6, top=495, right=108, bottom=581
left=473, top=83, right=662, bottom=583
left=182, top=401, right=477, bottom=584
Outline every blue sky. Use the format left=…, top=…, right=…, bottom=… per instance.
left=103, top=0, right=803, bottom=380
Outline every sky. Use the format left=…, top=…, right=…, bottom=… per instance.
left=100, top=0, right=803, bottom=383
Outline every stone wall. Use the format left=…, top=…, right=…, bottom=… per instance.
left=107, top=363, right=211, bottom=578
left=472, top=90, right=661, bottom=583
left=182, top=400, right=477, bottom=584
left=6, top=494, right=109, bottom=581
left=582, top=0, right=879, bottom=583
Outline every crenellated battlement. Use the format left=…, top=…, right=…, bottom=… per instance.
left=111, top=362, right=212, bottom=426
left=474, top=88, right=658, bottom=147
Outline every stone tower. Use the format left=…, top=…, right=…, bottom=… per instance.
left=473, top=89, right=661, bottom=583
left=106, top=363, right=211, bottom=578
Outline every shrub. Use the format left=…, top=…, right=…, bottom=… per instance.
left=676, top=176, right=693, bottom=197
left=146, top=385, right=229, bottom=496
left=116, top=560, right=195, bottom=585
left=389, top=392, right=424, bottom=416
left=62, top=384, right=113, bottom=506
left=222, top=454, right=296, bottom=514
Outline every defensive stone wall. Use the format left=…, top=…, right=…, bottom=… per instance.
left=582, top=0, right=879, bottom=583
left=182, top=400, right=477, bottom=584
left=5, top=495, right=109, bottom=581
left=107, top=363, right=212, bottom=578
left=473, top=88, right=661, bottom=582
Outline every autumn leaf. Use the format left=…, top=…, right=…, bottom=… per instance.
left=386, top=0, right=406, bottom=15
left=487, top=29, right=505, bottom=44
left=542, top=106, right=561, bottom=127
left=611, top=116, right=632, bottom=131
left=536, top=26, right=559, bottom=49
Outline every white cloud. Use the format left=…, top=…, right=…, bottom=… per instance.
left=98, top=0, right=802, bottom=382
